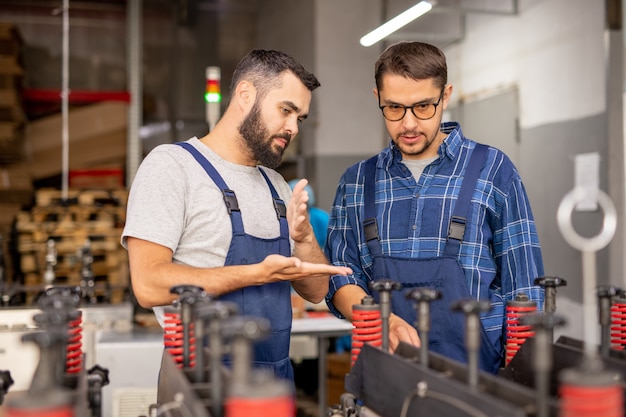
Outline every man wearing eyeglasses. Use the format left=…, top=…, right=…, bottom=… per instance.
left=324, top=41, right=544, bottom=373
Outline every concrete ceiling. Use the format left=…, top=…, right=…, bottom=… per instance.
left=0, top=0, right=519, bottom=49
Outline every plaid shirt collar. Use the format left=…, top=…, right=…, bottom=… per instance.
left=385, top=121, right=466, bottom=166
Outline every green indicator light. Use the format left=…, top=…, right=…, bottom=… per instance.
left=205, top=92, right=221, bottom=103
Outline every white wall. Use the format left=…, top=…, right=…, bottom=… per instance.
left=314, top=0, right=385, bottom=157
left=445, top=0, right=606, bottom=129
left=308, top=0, right=615, bottom=342
left=435, top=0, right=612, bottom=343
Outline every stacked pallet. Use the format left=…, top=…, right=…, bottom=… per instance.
left=0, top=23, right=31, bottom=285
left=0, top=22, right=26, bottom=164
left=15, top=188, right=129, bottom=304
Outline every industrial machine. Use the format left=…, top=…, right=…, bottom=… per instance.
left=154, top=285, right=297, bottom=417
left=325, top=187, right=625, bottom=417
left=5, top=186, right=626, bottom=417
left=145, top=271, right=625, bottom=417
left=0, top=286, right=112, bottom=417
left=142, top=187, right=626, bottom=417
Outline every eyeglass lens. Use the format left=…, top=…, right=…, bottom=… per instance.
left=382, top=104, right=437, bottom=121
left=381, top=89, right=444, bottom=121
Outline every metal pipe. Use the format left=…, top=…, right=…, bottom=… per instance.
left=61, top=0, right=69, bottom=200
left=126, top=0, right=142, bottom=186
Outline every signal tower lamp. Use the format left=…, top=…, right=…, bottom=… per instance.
left=205, top=66, right=221, bottom=131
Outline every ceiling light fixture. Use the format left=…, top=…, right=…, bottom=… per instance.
left=360, top=1, right=435, bottom=47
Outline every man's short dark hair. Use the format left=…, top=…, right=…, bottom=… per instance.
left=375, top=42, right=447, bottom=92
left=230, top=49, right=320, bottom=100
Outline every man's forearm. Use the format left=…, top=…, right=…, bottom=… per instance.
left=130, top=259, right=266, bottom=308
left=293, top=238, right=327, bottom=264
left=332, top=284, right=370, bottom=321
left=290, top=240, right=330, bottom=303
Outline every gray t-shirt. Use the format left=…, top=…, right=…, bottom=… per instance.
left=402, top=156, right=438, bottom=181
left=122, top=137, right=293, bottom=325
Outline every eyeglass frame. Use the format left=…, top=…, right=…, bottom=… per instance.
left=378, top=88, right=445, bottom=122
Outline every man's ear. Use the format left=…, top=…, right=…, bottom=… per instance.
left=373, top=87, right=379, bottom=100
left=442, top=84, right=453, bottom=110
left=234, top=80, right=256, bottom=110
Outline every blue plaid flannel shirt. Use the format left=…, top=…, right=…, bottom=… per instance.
left=325, top=122, right=545, bottom=352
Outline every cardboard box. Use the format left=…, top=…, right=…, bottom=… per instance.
left=326, top=352, right=351, bottom=406
left=0, top=122, right=25, bottom=163
left=0, top=202, right=21, bottom=226
left=327, top=352, right=351, bottom=378
left=0, top=163, right=33, bottom=205
left=0, top=202, right=22, bottom=284
left=0, top=22, right=23, bottom=57
left=22, top=101, right=128, bottom=180
left=0, top=86, right=25, bottom=124
left=327, top=376, right=347, bottom=407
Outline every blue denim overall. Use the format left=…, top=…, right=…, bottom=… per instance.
left=363, top=144, right=501, bottom=373
left=177, top=142, right=294, bottom=380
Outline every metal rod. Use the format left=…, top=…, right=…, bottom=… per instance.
left=61, top=0, right=69, bottom=200
left=466, top=314, right=479, bottom=388
left=209, top=319, right=223, bottom=417
left=193, top=316, right=205, bottom=384
left=418, top=301, right=430, bottom=368
left=181, top=303, right=192, bottom=368
left=583, top=251, right=598, bottom=360
left=126, top=0, right=142, bottom=186
left=380, top=291, right=391, bottom=352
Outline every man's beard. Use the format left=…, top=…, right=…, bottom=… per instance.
left=393, top=133, right=434, bottom=158
left=238, top=102, right=290, bottom=169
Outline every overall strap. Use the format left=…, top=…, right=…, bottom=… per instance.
left=175, top=142, right=244, bottom=235
left=443, top=143, right=489, bottom=257
left=258, top=168, right=289, bottom=238
left=363, top=155, right=382, bottom=257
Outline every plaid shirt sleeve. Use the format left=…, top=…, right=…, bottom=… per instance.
left=495, top=175, right=545, bottom=306
left=324, top=162, right=372, bottom=318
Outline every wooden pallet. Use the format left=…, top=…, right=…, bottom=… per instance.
left=34, top=188, right=128, bottom=208
left=20, top=245, right=127, bottom=274
left=13, top=188, right=130, bottom=305
left=17, top=209, right=124, bottom=233
left=16, top=222, right=123, bottom=249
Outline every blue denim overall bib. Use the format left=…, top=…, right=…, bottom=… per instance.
left=177, top=142, right=294, bottom=380
left=363, top=144, right=501, bottom=373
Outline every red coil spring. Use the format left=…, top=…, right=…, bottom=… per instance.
left=224, top=395, right=295, bottom=417
left=559, top=381, right=623, bottom=417
left=65, top=311, right=83, bottom=374
left=505, top=295, right=537, bottom=366
left=610, top=302, right=626, bottom=350
left=351, top=303, right=382, bottom=367
left=163, top=310, right=196, bottom=368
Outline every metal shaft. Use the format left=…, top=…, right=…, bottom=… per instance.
left=231, top=337, right=251, bottom=384
left=582, top=251, right=598, bottom=361
left=597, top=286, right=618, bottom=357
left=194, top=316, right=205, bottom=384
left=379, top=291, right=391, bottom=352
left=209, top=318, right=224, bottom=417
left=370, top=279, right=402, bottom=352
left=181, top=302, right=193, bottom=368
left=466, top=314, right=479, bottom=387
left=418, top=301, right=430, bottom=367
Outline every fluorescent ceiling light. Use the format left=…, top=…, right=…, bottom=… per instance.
left=360, top=1, right=434, bottom=47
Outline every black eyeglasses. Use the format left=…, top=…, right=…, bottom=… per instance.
left=379, top=89, right=444, bottom=122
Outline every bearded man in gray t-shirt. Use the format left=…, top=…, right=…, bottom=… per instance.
left=122, top=49, right=351, bottom=382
